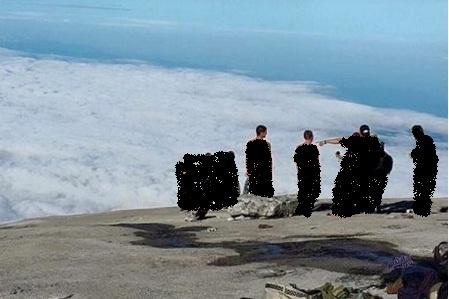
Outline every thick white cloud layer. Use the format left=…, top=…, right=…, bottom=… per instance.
left=0, top=49, right=447, bottom=222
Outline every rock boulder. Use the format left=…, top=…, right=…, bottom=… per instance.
left=228, top=194, right=297, bottom=219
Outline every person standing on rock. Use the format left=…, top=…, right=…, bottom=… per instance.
left=319, top=131, right=363, bottom=217
left=410, top=125, right=438, bottom=216
left=357, top=125, right=386, bottom=213
left=320, top=125, right=387, bottom=216
left=244, top=125, right=274, bottom=198
left=293, top=130, right=321, bottom=217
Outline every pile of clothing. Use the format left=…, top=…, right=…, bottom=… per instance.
left=264, top=282, right=382, bottom=299
left=381, top=242, right=447, bottom=299
left=264, top=242, right=447, bottom=299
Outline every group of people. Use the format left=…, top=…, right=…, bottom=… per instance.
left=243, top=124, right=438, bottom=217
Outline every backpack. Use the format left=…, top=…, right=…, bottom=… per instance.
left=376, top=151, right=393, bottom=175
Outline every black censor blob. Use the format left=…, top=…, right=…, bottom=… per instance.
left=332, top=135, right=390, bottom=217
left=293, top=143, right=321, bottom=217
left=176, top=126, right=438, bottom=218
left=411, top=131, right=439, bottom=217
left=175, top=151, right=240, bottom=214
left=245, top=139, right=274, bottom=197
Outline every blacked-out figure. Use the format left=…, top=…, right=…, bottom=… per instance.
left=371, top=141, right=393, bottom=211
left=209, top=151, right=240, bottom=209
left=176, top=151, right=240, bottom=220
left=357, top=125, right=386, bottom=213
left=176, top=153, right=213, bottom=219
left=411, top=125, right=438, bottom=216
left=245, top=125, right=274, bottom=197
left=320, top=125, right=388, bottom=216
left=293, top=130, right=321, bottom=217
left=320, top=132, right=363, bottom=217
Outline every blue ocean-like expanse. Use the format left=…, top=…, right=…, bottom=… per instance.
left=1, top=0, right=447, bottom=116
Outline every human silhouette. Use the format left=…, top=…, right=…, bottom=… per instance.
left=411, top=125, right=438, bottom=216
left=293, top=130, right=321, bottom=217
left=244, top=125, right=274, bottom=198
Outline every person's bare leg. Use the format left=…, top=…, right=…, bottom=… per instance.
left=241, top=178, right=249, bottom=195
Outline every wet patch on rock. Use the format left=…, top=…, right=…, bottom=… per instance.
left=282, top=232, right=373, bottom=239
left=113, top=223, right=405, bottom=275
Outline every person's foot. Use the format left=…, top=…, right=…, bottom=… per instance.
left=195, top=209, right=208, bottom=220
left=294, top=207, right=312, bottom=218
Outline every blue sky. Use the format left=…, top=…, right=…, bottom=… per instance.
left=2, top=0, right=446, bottom=40
left=0, top=0, right=447, bottom=115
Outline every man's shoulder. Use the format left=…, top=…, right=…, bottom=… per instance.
left=296, top=143, right=318, bottom=152
left=246, top=137, right=257, bottom=145
left=294, top=144, right=303, bottom=153
left=340, top=136, right=351, bottom=146
left=423, top=135, right=434, bottom=143
left=370, top=135, right=380, bottom=142
left=246, top=138, right=271, bottom=149
left=369, top=136, right=382, bottom=147
left=298, top=143, right=317, bottom=147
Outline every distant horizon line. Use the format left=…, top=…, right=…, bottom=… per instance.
left=1, top=45, right=447, bottom=120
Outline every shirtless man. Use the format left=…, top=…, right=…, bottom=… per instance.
left=410, top=125, right=439, bottom=216
left=320, top=125, right=385, bottom=215
left=243, top=125, right=274, bottom=198
left=293, top=130, right=321, bottom=217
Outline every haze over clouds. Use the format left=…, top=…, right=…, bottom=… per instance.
left=1, top=0, right=447, bottom=117
left=0, top=49, right=447, bottom=222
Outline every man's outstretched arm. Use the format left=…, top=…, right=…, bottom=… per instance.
left=318, top=137, right=342, bottom=146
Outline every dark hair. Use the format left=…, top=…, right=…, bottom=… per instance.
left=359, top=124, right=370, bottom=137
left=303, top=130, right=313, bottom=140
left=352, top=132, right=361, bottom=137
left=256, top=125, right=267, bottom=136
left=411, top=125, right=424, bottom=138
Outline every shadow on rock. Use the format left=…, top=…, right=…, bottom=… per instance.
left=113, top=223, right=407, bottom=275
